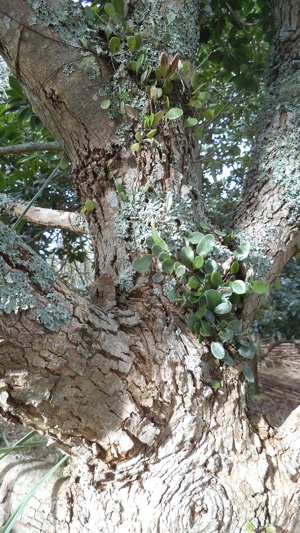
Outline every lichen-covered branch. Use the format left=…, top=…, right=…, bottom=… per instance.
left=0, top=141, right=62, bottom=156
left=228, top=0, right=300, bottom=323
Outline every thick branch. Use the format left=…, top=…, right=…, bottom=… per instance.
left=0, top=0, right=116, bottom=163
left=7, top=200, right=87, bottom=234
left=0, top=141, right=62, bottom=156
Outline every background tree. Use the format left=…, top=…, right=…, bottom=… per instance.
left=0, top=1, right=299, bottom=532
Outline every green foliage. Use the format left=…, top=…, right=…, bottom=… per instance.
left=132, top=221, right=266, bottom=380
left=243, top=521, right=277, bottom=532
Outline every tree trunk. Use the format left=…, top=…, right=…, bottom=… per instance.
left=0, top=1, right=299, bottom=531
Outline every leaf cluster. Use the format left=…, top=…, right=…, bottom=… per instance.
left=133, top=215, right=267, bottom=382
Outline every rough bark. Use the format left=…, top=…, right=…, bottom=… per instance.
left=0, top=1, right=299, bottom=532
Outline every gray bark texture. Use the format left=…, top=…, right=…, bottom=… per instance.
left=0, top=0, right=299, bottom=531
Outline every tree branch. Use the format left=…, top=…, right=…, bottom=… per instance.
left=0, top=195, right=87, bottom=234
left=0, top=0, right=116, bottom=162
left=0, top=141, right=62, bottom=156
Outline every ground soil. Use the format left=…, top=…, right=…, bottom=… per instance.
left=248, top=340, right=300, bottom=428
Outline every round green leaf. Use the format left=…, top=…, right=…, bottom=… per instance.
left=124, top=104, right=137, bottom=119
left=200, top=320, right=213, bottom=337
left=211, top=380, right=221, bottom=389
left=181, top=246, right=194, bottom=266
left=176, top=264, right=186, bottom=277
left=101, top=99, right=111, bottom=109
left=167, top=288, right=181, bottom=302
left=188, top=276, right=200, bottom=289
left=159, top=252, right=170, bottom=261
left=132, top=254, right=152, bottom=272
left=131, top=143, right=140, bottom=152
left=84, top=6, right=96, bottom=21
left=223, top=352, right=234, bottom=366
left=105, top=3, right=115, bottom=17
left=211, top=341, right=225, bottom=360
left=244, top=521, right=254, bottom=531
left=214, top=301, right=232, bottom=315
left=185, top=117, right=198, bottom=127
left=152, top=273, right=164, bottom=283
left=187, top=231, right=204, bottom=244
left=205, top=289, right=222, bottom=310
left=205, top=259, right=218, bottom=274
left=152, top=244, right=163, bottom=257
left=228, top=320, right=243, bottom=334
left=218, top=328, right=234, bottom=342
left=187, top=314, right=199, bottom=331
left=60, top=153, right=70, bottom=170
left=167, top=12, right=176, bottom=24
left=127, top=35, right=136, bottom=52
left=211, top=271, right=223, bottom=286
left=204, top=310, right=215, bottom=323
left=161, top=258, right=174, bottom=275
left=193, top=256, right=204, bottom=270
left=84, top=199, right=95, bottom=212
left=202, top=108, right=214, bottom=120
left=162, top=32, right=171, bottom=45
left=265, top=525, right=276, bottom=533
left=196, top=234, right=215, bottom=256
left=234, top=242, right=250, bottom=261
left=198, top=91, right=210, bottom=101
left=242, top=362, right=255, bottom=383
left=109, top=36, right=121, bottom=53
left=230, top=261, right=240, bottom=274
left=238, top=340, right=257, bottom=360
left=231, top=280, right=247, bottom=294
left=165, top=107, right=183, bottom=120
left=251, top=280, right=268, bottom=295
left=199, top=221, right=211, bottom=231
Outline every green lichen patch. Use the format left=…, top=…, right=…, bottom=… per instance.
left=115, top=189, right=195, bottom=252
left=0, top=193, right=15, bottom=211
left=35, top=301, right=71, bottom=332
left=78, top=53, right=100, bottom=81
left=27, top=0, right=86, bottom=43
left=0, top=259, right=36, bottom=314
left=0, top=223, right=57, bottom=296
left=30, top=260, right=57, bottom=293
